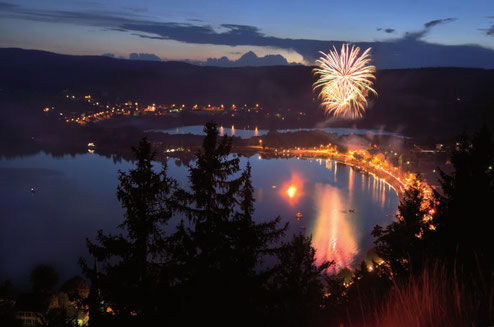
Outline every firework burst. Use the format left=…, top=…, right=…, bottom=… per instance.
left=313, top=44, right=377, bottom=119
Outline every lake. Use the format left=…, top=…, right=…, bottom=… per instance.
left=0, top=152, right=398, bottom=286
left=148, top=125, right=400, bottom=139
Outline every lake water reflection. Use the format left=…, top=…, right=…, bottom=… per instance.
left=148, top=125, right=400, bottom=139
left=0, top=153, right=398, bottom=284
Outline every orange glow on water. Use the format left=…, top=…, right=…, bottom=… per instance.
left=231, top=125, right=235, bottom=135
left=220, top=126, right=224, bottom=136
left=381, top=179, right=386, bottom=208
left=349, top=167, right=354, bottom=190
left=281, top=173, right=304, bottom=204
left=348, top=166, right=354, bottom=202
left=287, top=186, right=297, bottom=198
left=254, top=127, right=259, bottom=136
left=312, top=184, right=358, bottom=270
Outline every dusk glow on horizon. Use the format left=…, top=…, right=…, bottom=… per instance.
left=1, top=0, right=493, bottom=68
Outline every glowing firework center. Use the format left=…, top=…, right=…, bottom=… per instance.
left=313, top=44, right=377, bottom=119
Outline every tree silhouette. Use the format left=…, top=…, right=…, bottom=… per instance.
left=167, top=122, right=286, bottom=323
left=267, top=233, right=331, bottom=326
left=81, top=137, right=177, bottom=322
left=435, top=125, right=494, bottom=270
left=61, top=276, right=89, bottom=302
left=30, top=264, right=59, bottom=294
left=372, top=176, right=435, bottom=276
left=433, top=126, right=494, bottom=324
left=367, top=126, right=494, bottom=325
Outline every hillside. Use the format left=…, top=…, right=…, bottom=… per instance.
left=1, top=48, right=493, bottom=138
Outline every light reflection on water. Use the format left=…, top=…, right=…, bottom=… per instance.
left=311, top=183, right=358, bottom=271
left=0, top=153, right=398, bottom=284
left=269, top=159, right=396, bottom=271
left=148, top=125, right=400, bottom=139
left=252, top=158, right=399, bottom=276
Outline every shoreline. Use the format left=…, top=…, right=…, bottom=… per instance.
left=248, top=146, right=411, bottom=198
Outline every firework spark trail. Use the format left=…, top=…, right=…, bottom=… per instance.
left=313, top=44, right=377, bottom=119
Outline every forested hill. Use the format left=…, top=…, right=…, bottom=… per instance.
left=1, top=48, right=493, bottom=137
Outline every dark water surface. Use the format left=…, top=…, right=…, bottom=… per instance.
left=0, top=152, right=398, bottom=285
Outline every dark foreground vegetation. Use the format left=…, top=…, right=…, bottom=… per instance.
left=1, top=123, right=493, bottom=326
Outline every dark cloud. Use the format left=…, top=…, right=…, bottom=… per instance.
left=0, top=3, right=320, bottom=61
left=129, top=53, right=162, bottom=61
left=1, top=3, right=493, bottom=68
left=125, top=23, right=334, bottom=63
left=480, top=17, right=494, bottom=36
left=424, top=18, right=457, bottom=29
left=123, top=22, right=275, bottom=48
left=0, top=1, right=152, bottom=26
left=0, top=1, right=18, bottom=10
left=103, top=27, right=128, bottom=32
left=121, top=6, right=148, bottom=14
left=377, top=28, right=395, bottom=33
left=484, top=25, right=494, bottom=36
left=404, top=17, right=457, bottom=41
left=73, top=1, right=105, bottom=6
left=186, top=51, right=299, bottom=67
left=403, top=30, right=427, bottom=40
left=102, top=53, right=115, bottom=58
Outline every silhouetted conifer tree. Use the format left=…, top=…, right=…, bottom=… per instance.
left=434, top=126, right=494, bottom=324
left=368, top=126, right=494, bottom=325
left=435, top=126, right=494, bottom=268
left=372, top=177, right=435, bottom=276
left=267, top=233, right=331, bottom=326
left=30, top=264, right=59, bottom=294
left=168, top=123, right=286, bottom=324
left=80, top=137, right=176, bottom=324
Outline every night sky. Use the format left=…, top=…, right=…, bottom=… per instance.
left=0, top=0, right=493, bottom=67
